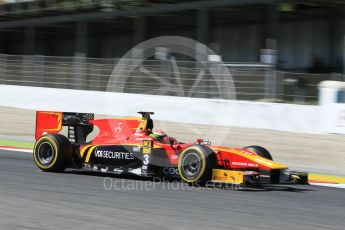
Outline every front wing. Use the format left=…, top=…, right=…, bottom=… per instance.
left=211, top=169, right=309, bottom=185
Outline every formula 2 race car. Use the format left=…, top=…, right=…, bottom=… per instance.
left=33, top=111, right=308, bottom=186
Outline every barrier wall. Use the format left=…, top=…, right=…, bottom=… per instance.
left=326, top=103, right=345, bottom=134
left=0, top=84, right=332, bottom=134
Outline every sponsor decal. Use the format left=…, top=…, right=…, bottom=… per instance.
left=231, top=162, right=258, bottom=167
left=135, top=137, right=147, bottom=141
left=143, top=140, right=152, bottom=154
left=62, top=114, right=74, bottom=121
left=213, top=175, right=228, bottom=181
left=114, top=122, right=123, bottom=133
left=134, top=130, right=145, bottom=136
left=133, top=146, right=141, bottom=152
left=163, top=167, right=178, bottom=175
left=243, top=171, right=259, bottom=176
left=47, top=112, right=61, bottom=121
left=113, top=168, right=123, bottom=174
left=93, top=165, right=98, bottom=171
left=129, top=167, right=142, bottom=175
left=171, top=155, right=178, bottom=160
left=101, top=167, right=108, bottom=173
left=95, top=150, right=134, bottom=160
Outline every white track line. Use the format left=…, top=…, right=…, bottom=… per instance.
left=310, top=183, right=345, bottom=189
left=0, top=147, right=32, bottom=153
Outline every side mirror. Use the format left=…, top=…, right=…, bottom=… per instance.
left=196, top=139, right=211, bottom=145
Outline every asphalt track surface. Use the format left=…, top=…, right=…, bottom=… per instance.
left=0, top=150, right=344, bottom=230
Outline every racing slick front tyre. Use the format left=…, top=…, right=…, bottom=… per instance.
left=178, top=145, right=217, bottom=186
left=244, top=145, right=273, bottom=160
left=244, top=145, right=279, bottom=183
left=33, top=134, right=73, bottom=172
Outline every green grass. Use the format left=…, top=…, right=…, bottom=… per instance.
left=0, top=140, right=34, bottom=149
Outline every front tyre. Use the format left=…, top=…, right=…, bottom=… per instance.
left=244, top=145, right=273, bottom=160
left=178, top=145, right=217, bottom=186
left=33, top=134, right=73, bottom=172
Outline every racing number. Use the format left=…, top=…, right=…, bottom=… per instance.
left=143, top=140, right=152, bottom=165
left=142, top=140, right=152, bottom=176
left=143, top=155, right=149, bottom=165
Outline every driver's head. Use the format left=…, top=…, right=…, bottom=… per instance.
left=150, top=130, right=169, bottom=143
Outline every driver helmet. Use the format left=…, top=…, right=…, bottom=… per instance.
left=150, top=130, right=169, bottom=143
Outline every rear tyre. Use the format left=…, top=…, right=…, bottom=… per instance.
left=178, top=145, right=217, bottom=186
left=33, top=134, right=73, bottom=172
left=244, top=145, right=273, bottom=160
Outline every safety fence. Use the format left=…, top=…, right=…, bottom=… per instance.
left=0, top=53, right=342, bottom=103
left=0, top=0, right=147, bottom=16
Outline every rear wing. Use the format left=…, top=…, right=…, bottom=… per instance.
left=35, top=111, right=94, bottom=143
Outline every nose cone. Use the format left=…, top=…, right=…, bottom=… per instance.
left=254, top=156, right=288, bottom=170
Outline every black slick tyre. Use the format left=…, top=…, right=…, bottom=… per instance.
left=33, top=134, right=73, bottom=172
left=178, top=145, right=217, bottom=186
left=244, top=145, right=273, bottom=160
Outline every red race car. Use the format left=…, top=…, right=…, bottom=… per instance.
left=33, top=111, right=308, bottom=186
